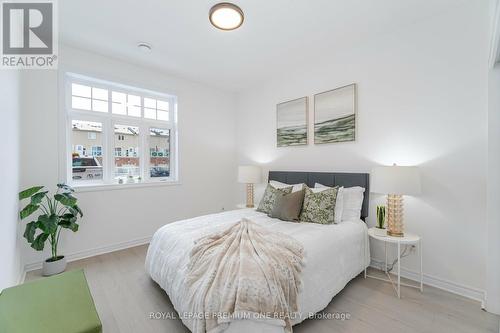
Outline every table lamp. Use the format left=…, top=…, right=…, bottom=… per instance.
left=238, top=165, right=262, bottom=208
left=371, top=164, right=421, bottom=237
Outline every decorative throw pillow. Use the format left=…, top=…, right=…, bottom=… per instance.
left=269, top=180, right=305, bottom=193
left=257, top=183, right=293, bottom=214
left=315, top=183, right=344, bottom=224
left=269, top=189, right=305, bottom=222
left=299, top=185, right=339, bottom=224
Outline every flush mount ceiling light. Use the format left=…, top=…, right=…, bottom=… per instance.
left=137, top=42, right=152, bottom=52
left=209, top=3, right=244, bottom=31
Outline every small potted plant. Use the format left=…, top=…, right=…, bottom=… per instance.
left=375, top=205, right=387, bottom=236
left=19, top=184, right=83, bottom=276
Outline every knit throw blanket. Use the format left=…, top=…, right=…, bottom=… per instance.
left=186, top=218, right=305, bottom=333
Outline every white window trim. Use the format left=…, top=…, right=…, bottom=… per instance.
left=62, top=72, right=178, bottom=190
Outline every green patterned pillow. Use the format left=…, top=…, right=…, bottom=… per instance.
left=299, top=185, right=339, bottom=224
left=257, top=183, right=293, bottom=214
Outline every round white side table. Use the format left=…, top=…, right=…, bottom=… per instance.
left=365, top=227, right=423, bottom=298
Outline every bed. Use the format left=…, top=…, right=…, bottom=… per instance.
left=145, top=171, right=370, bottom=333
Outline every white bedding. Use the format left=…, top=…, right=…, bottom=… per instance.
left=145, top=209, right=370, bottom=333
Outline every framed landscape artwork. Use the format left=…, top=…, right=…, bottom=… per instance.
left=276, top=97, right=308, bottom=147
left=314, top=84, right=356, bottom=144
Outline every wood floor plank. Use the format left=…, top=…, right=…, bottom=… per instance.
left=26, top=245, right=499, bottom=333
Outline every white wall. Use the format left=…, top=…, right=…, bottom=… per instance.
left=20, top=45, right=238, bottom=266
left=487, top=64, right=500, bottom=314
left=236, top=1, right=489, bottom=298
left=0, top=71, right=22, bottom=290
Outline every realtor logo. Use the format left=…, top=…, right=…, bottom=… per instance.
left=1, top=1, right=58, bottom=69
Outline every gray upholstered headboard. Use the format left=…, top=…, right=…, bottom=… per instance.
left=268, top=171, right=370, bottom=220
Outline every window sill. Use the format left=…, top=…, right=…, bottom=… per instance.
left=72, top=180, right=181, bottom=193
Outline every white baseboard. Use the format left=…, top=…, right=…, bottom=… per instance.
left=23, top=235, right=152, bottom=274
left=370, top=258, right=486, bottom=307
left=17, top=268, right=26, bottom=285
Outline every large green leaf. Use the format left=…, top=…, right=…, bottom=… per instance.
left=31, top=233, right=49, bottom=251
left=59, top=220, right=79, bottom=232
left=19, top=203, right=40, bottom=220
left=60, top=213, right=77, bottom=223
left=67, top=207, right=76, bottom=216
left=38, top=214, right=58, bottom=234
left=54, top=193, right=77, bottom=207
left=72, top=205, right=83, bottom=218
left=23, top=221, right=38, bottom=243
left=19, top=186, right=44, bottom=200
left=30, top=191, right=48, bottom=205
left=57, top=183, right=75, bottom=192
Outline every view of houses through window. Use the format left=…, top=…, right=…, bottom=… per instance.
left=71, top=120, right=104, bottom=181
left=113, top=124, right=140, bottom=180
left=67, top=74, right=176, bottom=186
left=149, top=128, right=170, bottom=178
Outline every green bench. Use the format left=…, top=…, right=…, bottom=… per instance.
left=0, top=269, right=102, bottom=333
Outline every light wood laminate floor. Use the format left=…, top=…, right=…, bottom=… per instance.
left=26, top=245, right=499, bottom=333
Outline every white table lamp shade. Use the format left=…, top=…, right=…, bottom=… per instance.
left=371, top=165, right=421, bottom=195
left=238, top=166, right=262, bottom=184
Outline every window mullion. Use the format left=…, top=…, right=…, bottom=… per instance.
left=105, top=89, right=112, bottom=184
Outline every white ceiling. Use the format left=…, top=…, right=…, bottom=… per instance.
left=60, top=0, right=464, bottom=92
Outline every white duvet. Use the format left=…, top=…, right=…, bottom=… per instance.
left=145, top=209, right=370, bottom=333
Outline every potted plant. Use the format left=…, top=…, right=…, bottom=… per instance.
left=18, top=184, right=83, bottom=276
left=375, top=205, right=387, bottom=236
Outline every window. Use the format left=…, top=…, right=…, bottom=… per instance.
left=65, top=73, right=177, bottom=187
left=113, top=125, right=140, bottom=182
left=111, top=92, right=142, bottom=117
left=149, top=128, right=170, bottom=178
left=71, top=83, right=108, bottom=112
left=144, top=98, right=169, bottom=121
left=71, top=120, right=103, bottom=182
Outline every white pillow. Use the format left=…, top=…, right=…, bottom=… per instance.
left=341, top=186, right=365, bottom=221
left=315, top=183, right=343, bottom=223
left=270, top=180, right=304, bottom=193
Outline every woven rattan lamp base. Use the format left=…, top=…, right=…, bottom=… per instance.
left=246, top=183, right=255, bottom=208
left=387, top=194, right=404, bottom=237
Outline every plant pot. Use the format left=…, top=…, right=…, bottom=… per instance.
left=42, top=256, right=67, bottom=276
left=374, top=227, right=387, bottom=236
